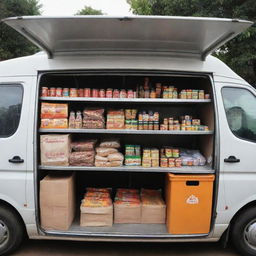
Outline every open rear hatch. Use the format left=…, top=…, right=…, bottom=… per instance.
left=3, top=16, right=252, bottom=60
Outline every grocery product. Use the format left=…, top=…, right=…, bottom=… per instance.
left=141, top=189, right=166, bottom=224
left=40, top=134, right=71, bottom=166
left=69, top=151, right=95, bottom=166
left=83, top=108, right=105, bottom=129
left=75, top=111, right=82, bottom=129
left=40, top=172, right=75, bottom=231
left=114, top=188, right=141, bottom=223
left=180, top=149, right=206, bottom=166
left=41, top=103, right=68, bottom=119
left=108, top=152, right=124, bottom=161
left=41, top=118, right=68, bottom=129
left=68, top=111, right=76, bottom=128
left=124, top=145, right=141, bottom=166
left=96, top=147, right=118, bottom=157
left=106, top=110, right=125, bottom=129
left=71, top=140, right=97, bottom=152
left=99, top=139, right=120, bottom=148
left=80, top=188, right=113, bottom=227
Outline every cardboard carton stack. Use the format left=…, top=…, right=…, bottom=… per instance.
left=80, top=188, right=113, bottom=227
left=114, top=189, right=141, bottom=223
left=141, top=189, right=166, bottom=224
left=40, top=172, right=75, bottom=231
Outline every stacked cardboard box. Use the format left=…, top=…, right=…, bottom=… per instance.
left=40, top=172, right=75, bottom=231
left=80, top=188, right=113, bottom=227
left=141, top=189, right=166, bottom=224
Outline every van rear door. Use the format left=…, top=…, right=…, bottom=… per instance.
left=3, top=16, right=252, bottom=60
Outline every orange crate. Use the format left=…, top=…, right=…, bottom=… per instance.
left=166, top=173, right=215, bottom=234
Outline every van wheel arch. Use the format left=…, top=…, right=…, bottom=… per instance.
left=0, top=200, right=27, bottom=236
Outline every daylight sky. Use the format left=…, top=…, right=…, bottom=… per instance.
left=39, top=0, right=133, bottom=16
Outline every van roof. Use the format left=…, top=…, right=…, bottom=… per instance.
left=3, top=16, right=252, bottom=60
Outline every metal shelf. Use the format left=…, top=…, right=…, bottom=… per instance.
left=39, top=128, right=213, bottom=135
left=40, top=97, right=211, bottom=104
left=39, top=165, right=214, bottom=174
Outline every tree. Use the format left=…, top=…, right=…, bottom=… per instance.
left=127, top=0, right=256, bottom=85
left=0, top=0, right=41, bottom=61
left=76, top=6, right=103, bottom=15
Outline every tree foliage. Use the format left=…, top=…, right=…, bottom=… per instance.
left=127, top=0, right=256, bottom=85
left=0, top=0, right=41, bottom=61
left=76, top=6, right=103, bottom=15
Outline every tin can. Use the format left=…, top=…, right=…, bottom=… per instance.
left=138, top=113, right=143, bottom=121
left=63, top=88, right=69, bottom=97
left=165, top=148, right=172, bottom=158
left=120, top=89, right=127, bottom=98
left=186, top=120, right=192, bottom=126
left=125, top=120, right=131, bottom=129
left=49, top=87, right=56, bottom=97
left=168, top=158, right=175, bottom=168
left=175, top=158, right=182, bottom=167
left=192, top=90, right=198, bottom=99
left=172, top=149, right=180, bottom=158
left=56, top=87, right=63, bottom=97
left=150, top=90, right=156, bottom=98
left=113, top=89, right=120, bottom=98
left=172, top=89, right=178, bottom=99
left=148, top=121, right=153, bottom=130
left=131, top=120, right=138, bottom=130
left=127, top=90, right=134, bottom=98
left=160, top=124, right=168, bottom=130
left=138, top=121, right=143, bottom=130
left=199, top=90, right=205, bottom=99
left=174, top=124, right=180, bottom=130
left=186, top=89, right=192, bottom=99
left=181, top=124, right=186, bottom=131
left=70, top=88, right=78, bottom=97
left=41, top=87, right=48, bottom=97
left=84, top=88, right=91, bottom=97
left=169, top=124, right=174, bottom=130
left=163, top=90, right=169, bottom=99
left=153, top=112, right=159, bottom=122
left=205, top=94, right=210, bottom=99
left=186, top=125, right=192, bottom=131
left=99, top=89, right=106, bottom=98
left=92, top=89, right=99, bottom=98
left=168, top=117, right=174, bottom=125
left=163, top=118, right=168, bottom=125
left=78, top=89, right=84, bottom=97
left=143, top=121, right=149, bottom=130
left=106, top=88, right=113, bottom=98
left=160, top=158, right=168, bottom=168
left=154, top=121, right=159, bottom=130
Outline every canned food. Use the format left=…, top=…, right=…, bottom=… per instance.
left=49, top=87, right=56, bottom=97
left=175, top=158, right=182, bottom=167
left=160, top=158, right=168, bottom=168
left=181, top=124, right=186, bottom=131
left=169, top=124, right=174, bottom=130
left=78, top=89, right=84, bottom=97
left=135, top=145, right=141, bottom=156
left=99, top=89, right=105, bottom=98
left=186, top=90, right=192, bottom=99
left=113, top=89, right=120, bottom=98
left=163, top=118, right=168, bottom=125
left=127, top=90, right=134, bottom=98
left=143, top=121, right=149, bottom=130
left=174, top=124, right=180, bottom=130
left=148, top=121, right=153, bottom=130
left=84, top=88, right=91, bottom=97
left=172, top=89, right=178, bottom=99
left=106, top=88, right=113, bottom=98
left=153, top=112, right=159, bottom=122
left=172, top=149, right=180, bottom=158
left=163, top=91, right=169, bottom=99
left=168, top=118, right=174, bottom=125
left=186, top=125, right=192, bottom=131
left=138, top=121, right=143, bottom=130
left=205, top=94, right=210, bottom=99
left=125, top=120, right=131, bottom=130
left=120, top=89, right=127, bottom=98
left=63, top=88, right=69, bottom=97
left=41, top=87, right=48, bottom=97
left=153, top=121, right=159, bottom=130
left=150, top=90, right=156, bottom=98
left=168, top=158, right=175, bottom=168
left=92, top=89, right=99, bottom=98
left=192, top=90, right=198, bottom=99
left=160, top=124, right=168, bottom=130
left=199, top=90, right=205, bottom=99
left=56, top=87, right=63, bottom=97
left=165, top=148, right=172, bottom=158
left=131, top=120, right=138, bottom=130
left=70, top=88, right=78, bottom=97
left=138, top=113, right=143, bottom=121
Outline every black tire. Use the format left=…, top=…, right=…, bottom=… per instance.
left=0, top=206, right=24, bottom=256
left=231, top=207, right=256, bottom=256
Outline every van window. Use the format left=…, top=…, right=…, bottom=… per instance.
left=0, top=84, right=23, bottom=137
left=222, top=87, right=256, bottom=142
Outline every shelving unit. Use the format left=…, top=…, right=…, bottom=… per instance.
left=40, top=96, right=211, bottom=104
left=39, top=165, right=214, bottom=174
left=39, top=128, right=213, bottom=135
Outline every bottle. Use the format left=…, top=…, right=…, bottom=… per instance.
left=75, top=111, right=82, bottom=129
left=68, top=111, right=76, bottom=129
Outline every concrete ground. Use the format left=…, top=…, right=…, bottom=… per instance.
left=13, top=240, right=240, bottom=256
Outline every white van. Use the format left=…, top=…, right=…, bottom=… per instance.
left=0, top=16, right=256, bottom=256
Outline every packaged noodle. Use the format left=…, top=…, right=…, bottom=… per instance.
left=41, top=103, right=68, bottom=119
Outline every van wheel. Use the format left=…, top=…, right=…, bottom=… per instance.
left=0, top=206, right=24, bottom=255
left=231, top=207, right=256, bottom=256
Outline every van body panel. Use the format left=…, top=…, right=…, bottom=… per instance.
left=3, top=16, right=252, bottom=60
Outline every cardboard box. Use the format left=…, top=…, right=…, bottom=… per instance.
left=141, top=204, right=166, bottom=224
left=114, top=203, right=141, bottom=224
left=40, top=172, right=75, bottom=231
left=80, top=205, right=113, bottom=227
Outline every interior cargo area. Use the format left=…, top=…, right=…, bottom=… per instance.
left=37, top=72, right=216, bottom=238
